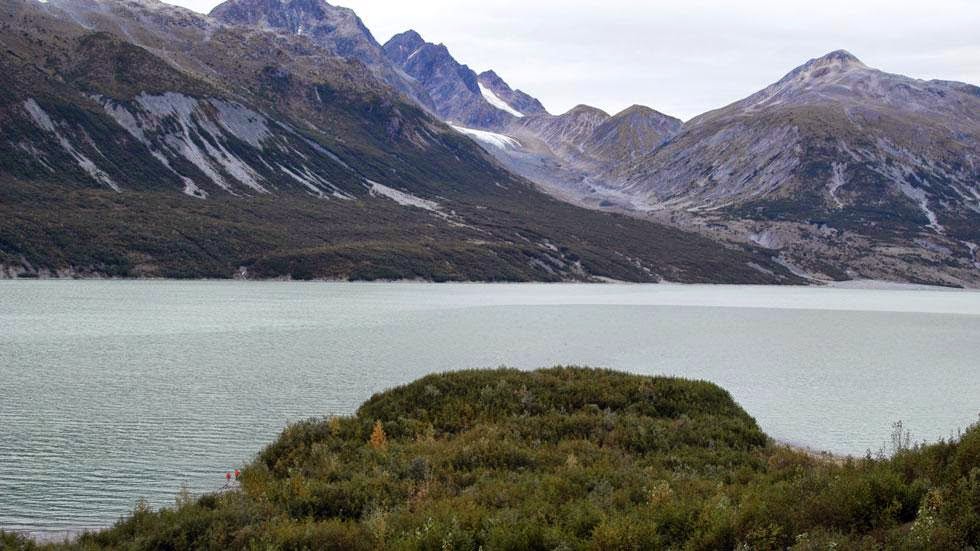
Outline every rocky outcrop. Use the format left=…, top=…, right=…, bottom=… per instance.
left=383, top=30, right=542, bottom=129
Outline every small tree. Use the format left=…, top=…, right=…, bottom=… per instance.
left=890, top=420, right=912, bottom=454
left=175, top=483, right=193, bottom=508
left=370, top=420, right=387, bottom=451
left=329, top=416, right=342, bottom=437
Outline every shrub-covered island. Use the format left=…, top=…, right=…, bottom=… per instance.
left=5, top=368, right=979, bottom=550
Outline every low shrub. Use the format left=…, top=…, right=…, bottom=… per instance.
left=24, top=368, right=980, bottom=550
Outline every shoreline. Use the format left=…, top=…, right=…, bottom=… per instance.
left=0, top=277, right=976, bottom=292
left=776, top=440, right=851, bottom=466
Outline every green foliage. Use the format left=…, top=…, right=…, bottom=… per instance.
left=1, top=531, right=38, bottom=551
left=20, top=368, right=980, bottom=550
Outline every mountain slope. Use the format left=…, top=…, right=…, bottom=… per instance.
left=378, top=30, right=690, bottom=211
left=0, top=0, right=798, bottom=283
left=587, top=105, right=682, bottom=167
left=416, top=45, right=977, bottom=286
left=516, top=105, right=612, bottom=161
left=625, top=51, right=979, bottom=224
left=210, top=0, right=436, bottom=111
left=617, top=51, right=980, bottom=285
left=455, top=104, right=682, bottom=207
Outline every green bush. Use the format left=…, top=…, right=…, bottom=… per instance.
left=25, top=368, right=980, bottom=550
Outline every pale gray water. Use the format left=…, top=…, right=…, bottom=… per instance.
left=1, top=281, right=978, bottom=539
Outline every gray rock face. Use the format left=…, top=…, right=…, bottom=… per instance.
left=621, top=51, right=979, bottom=240
left=211, top=0, right=375, bottom=60
left=383, top=30, right=541, bottom=129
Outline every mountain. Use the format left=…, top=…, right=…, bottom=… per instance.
left=0, top=0, right=797, bottom=283
left=452, top=103, right=682, bottom=206
left=383, top=30, right=539, bottom=129
left=209, top=0, right=435, bottom=110
left=586, top=105, right=682, bottom=166
left=624, top=51, right=979, bottom=219
left=512, top=104, right=681, bottom=172
left=379, top=34, right=685, bottom=204
left=379, top=30, right=686, bottom=209
left=437, top=45, right=978, bottom=286
left=517, top=105, right=612, bottom=160
left=616, top=51, right=980, bottom=285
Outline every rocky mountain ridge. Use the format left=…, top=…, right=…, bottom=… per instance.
left=614, top=50, right=979, bottom=285
left=393, top=39, right=977, bottom=286
left=382, top=29, right=531, bottom=129
left=2, top=0, right=975, bottom=285
left=0, top=0, right=798, bottom=283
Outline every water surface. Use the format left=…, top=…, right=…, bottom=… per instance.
left=1, top=281, right=978, bottom=538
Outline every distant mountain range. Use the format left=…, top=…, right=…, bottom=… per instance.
left=379, top=28, right=978, bottom=286
left=0, top=0, right=975, bottom=286
left=0, top=0, right=796, bottom=283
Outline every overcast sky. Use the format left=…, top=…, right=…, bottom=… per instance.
left=163, top=0, right=980, bottom=120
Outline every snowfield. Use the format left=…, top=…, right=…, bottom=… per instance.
left=450, top=124, right=522, bottom=150
left=478, top=83, right=524, bottom=118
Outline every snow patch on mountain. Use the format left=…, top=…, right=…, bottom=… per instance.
left=478, top=83, right=524, bottom=118
left=450, top=124, right=521, bottom=150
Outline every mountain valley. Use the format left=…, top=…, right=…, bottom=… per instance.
left=0, top=0, right=976, bottom=286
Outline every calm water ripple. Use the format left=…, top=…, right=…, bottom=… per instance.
left=1, top=281, right=979, bottom=538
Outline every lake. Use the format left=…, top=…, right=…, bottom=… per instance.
left=1, top=281, right=978, bottom=539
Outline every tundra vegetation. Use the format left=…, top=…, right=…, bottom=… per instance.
left=3, top=368, right=978, bottom=550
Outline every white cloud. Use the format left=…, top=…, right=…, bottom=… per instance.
left=164, top=0, right=980, bottom=120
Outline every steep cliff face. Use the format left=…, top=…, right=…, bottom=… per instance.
left=382, top=30, right=541, bottom=129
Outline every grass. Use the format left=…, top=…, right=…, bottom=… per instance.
left=4, top=367, right=977, bottom=550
